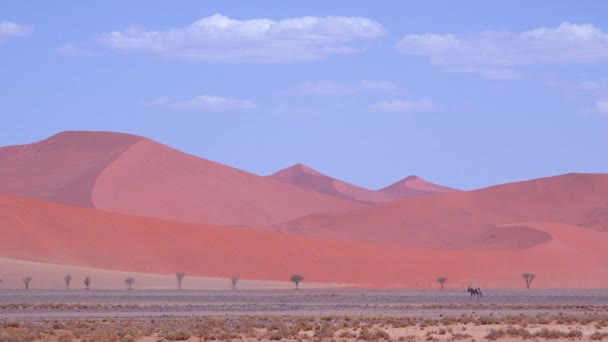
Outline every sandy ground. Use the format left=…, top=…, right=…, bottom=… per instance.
left=0, top=258, right=346, bottom=291
left=2, top=289, right=608, bottom=340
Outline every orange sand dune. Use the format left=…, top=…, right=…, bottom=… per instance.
left=378, top=175, right=457, bottom=198
left=275, top=173, right=608, bottom=249
left=1, top=193, right=608, bottom=288
left=268, top=163, right=396, bottom=204
left=0, top=131, right=361, bottom=226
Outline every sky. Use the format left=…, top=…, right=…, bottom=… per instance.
left=1, top=1, right=607, bottom=190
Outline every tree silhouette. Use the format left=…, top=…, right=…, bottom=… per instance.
left=290, top=274, right=304, bottom=290
left=437, top=276, right=447, bottom=290
left=176, top=273, right=186, bottom=290
left=84, top=276, right=91, bottom=290
left=23, top=276, right=32, bottom=290
left=522, top=273, right=536, bottom=289
left=231, top=276, right=239, bottom=290
left=125, top=277, right=135, bottom=290
left=64, top=274, right=72, bottom=290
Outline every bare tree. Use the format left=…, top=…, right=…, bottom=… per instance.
left=437, top=276, right=448, bottom=290
left=84, top=276, right=91, bottom=290
left=125, top=277, right=135, bottom=290
left=23, top=276, right=32, bottom=290
left=290, top=274, right=304, bottom=290
left=176, top=273, right=185, bottom=290
left=64, top=274, right=72, bottom=290
left=522, top=273, right=536, bottom=289
left=231, top=276, right=239, bottom=290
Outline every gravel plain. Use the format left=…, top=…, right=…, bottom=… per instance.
left=1, top=288, right=608, bottom=321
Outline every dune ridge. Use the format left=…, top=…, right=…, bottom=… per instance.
left=274, top=173, right=608, bottom=249
left=268, top=163, right=397, bottom=204
left=0, top=131, right=362, bottom=226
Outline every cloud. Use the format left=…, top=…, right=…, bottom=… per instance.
left=0, top=20, right=33, bottom=39
left=56, top=43, right=97, bottom=57
left=370, top=99, right=436, bottom=112
left=577, top=101, right=608, bottom=118
left=142, top=95, right=256, bottom=111
left=395, top=22, right=608, bottom=79
left=290, top=80, right=402, bottom=95
left=96, top=13, right=386, bottom=63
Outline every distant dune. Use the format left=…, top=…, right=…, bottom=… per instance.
left=268, top=163, right=396, bottom=204
left=0, top=131, right=361, bottom=226
left=379, top=175, right=457, bottom=198
left=1, top=193, right=608, bottom=288
left=275, top=173, right=608, bottom=249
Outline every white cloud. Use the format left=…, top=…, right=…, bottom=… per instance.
left=395, top=22, right=608, bottom=79
left=142, top=95, right=256, bottom=111
left=290, top=80, right=402, bottom=95
left=56, top=43, right=97, bottom=57
left=577, top=101, right=608, bottom=118
left=96, top=13, right=386, bottom=63
left=0, top=20, right=33, bottom=38
left=370, top=99, right=436, bottom=112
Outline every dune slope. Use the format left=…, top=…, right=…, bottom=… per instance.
left=275, top=173, right=608, bottom=249
left=0, top=131, right=362, bottom=226
left=268, top=163, right=396, bottom=204
left=379, top=175, right=457, bottom=198
left=1, top=193, right=608, bottom=288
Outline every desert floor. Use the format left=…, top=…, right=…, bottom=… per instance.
left=1, top=289, right=608, bottom=341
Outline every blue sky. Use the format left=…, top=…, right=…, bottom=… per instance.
left=1, top=1, right=607, bottom=190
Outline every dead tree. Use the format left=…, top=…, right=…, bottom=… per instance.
left=64, top=274, right=72, bottom=290
left=23, top=276, right=32, bottom=290
left=84, top=276, right=91, bottom=290
left=125, top=277, right=135, bottom=290
left=231, top=276, right=239, bottom=290
left=176, top=273, right=186, bottom=290
left=290, top=274, right=304, bottom=290
left=437, top=276, right=447, bottom=290
left=522, top=273, right=536, bottom=289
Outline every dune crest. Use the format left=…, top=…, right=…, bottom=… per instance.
left=269, top=163, right=396, bottom=204
left=379, top=175, right=457, bottom=198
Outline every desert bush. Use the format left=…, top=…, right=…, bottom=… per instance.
left=591, top=331, right=608, bottom=340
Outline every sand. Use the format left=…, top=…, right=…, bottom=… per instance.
left=0, top=131, right=362, bottom=226
left=268, top=163, right=397, bottom=204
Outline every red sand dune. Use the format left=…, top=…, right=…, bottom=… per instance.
left=1, top=193, right=608, bottom=288
left=268, top=163, right=396, bottom=204
left=379, top=175, right=457, bottom=198
left=274, top=173, right=608, bottom=249
left=0, top=131, right=361, bottom=226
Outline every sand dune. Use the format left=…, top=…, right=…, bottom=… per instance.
left=1, top=193, right=608, bottom=288
left=268, top=163, right=396, bottom=204
left=0, top=131, right=361, bottom=226
left=378, top=175, right=457, bottom=198
left=275, top=173, right=608, bottom=249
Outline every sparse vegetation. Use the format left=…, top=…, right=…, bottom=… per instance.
left=64, top=274, right=72, bottom=290
left=522, top=272, right=536, bottom=288
left=231, top=276, right=239, bottom=290
left=22, top=276, right=32, bottom=290
left=290, top=274, right=304, bottom=289
left=176, top=272, right=185, bottom=290
left=125, top=277, right=135, bottom=290
left=84, top=276, right=91, bottom=290
left=437, top=276, right=447, bottom=290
